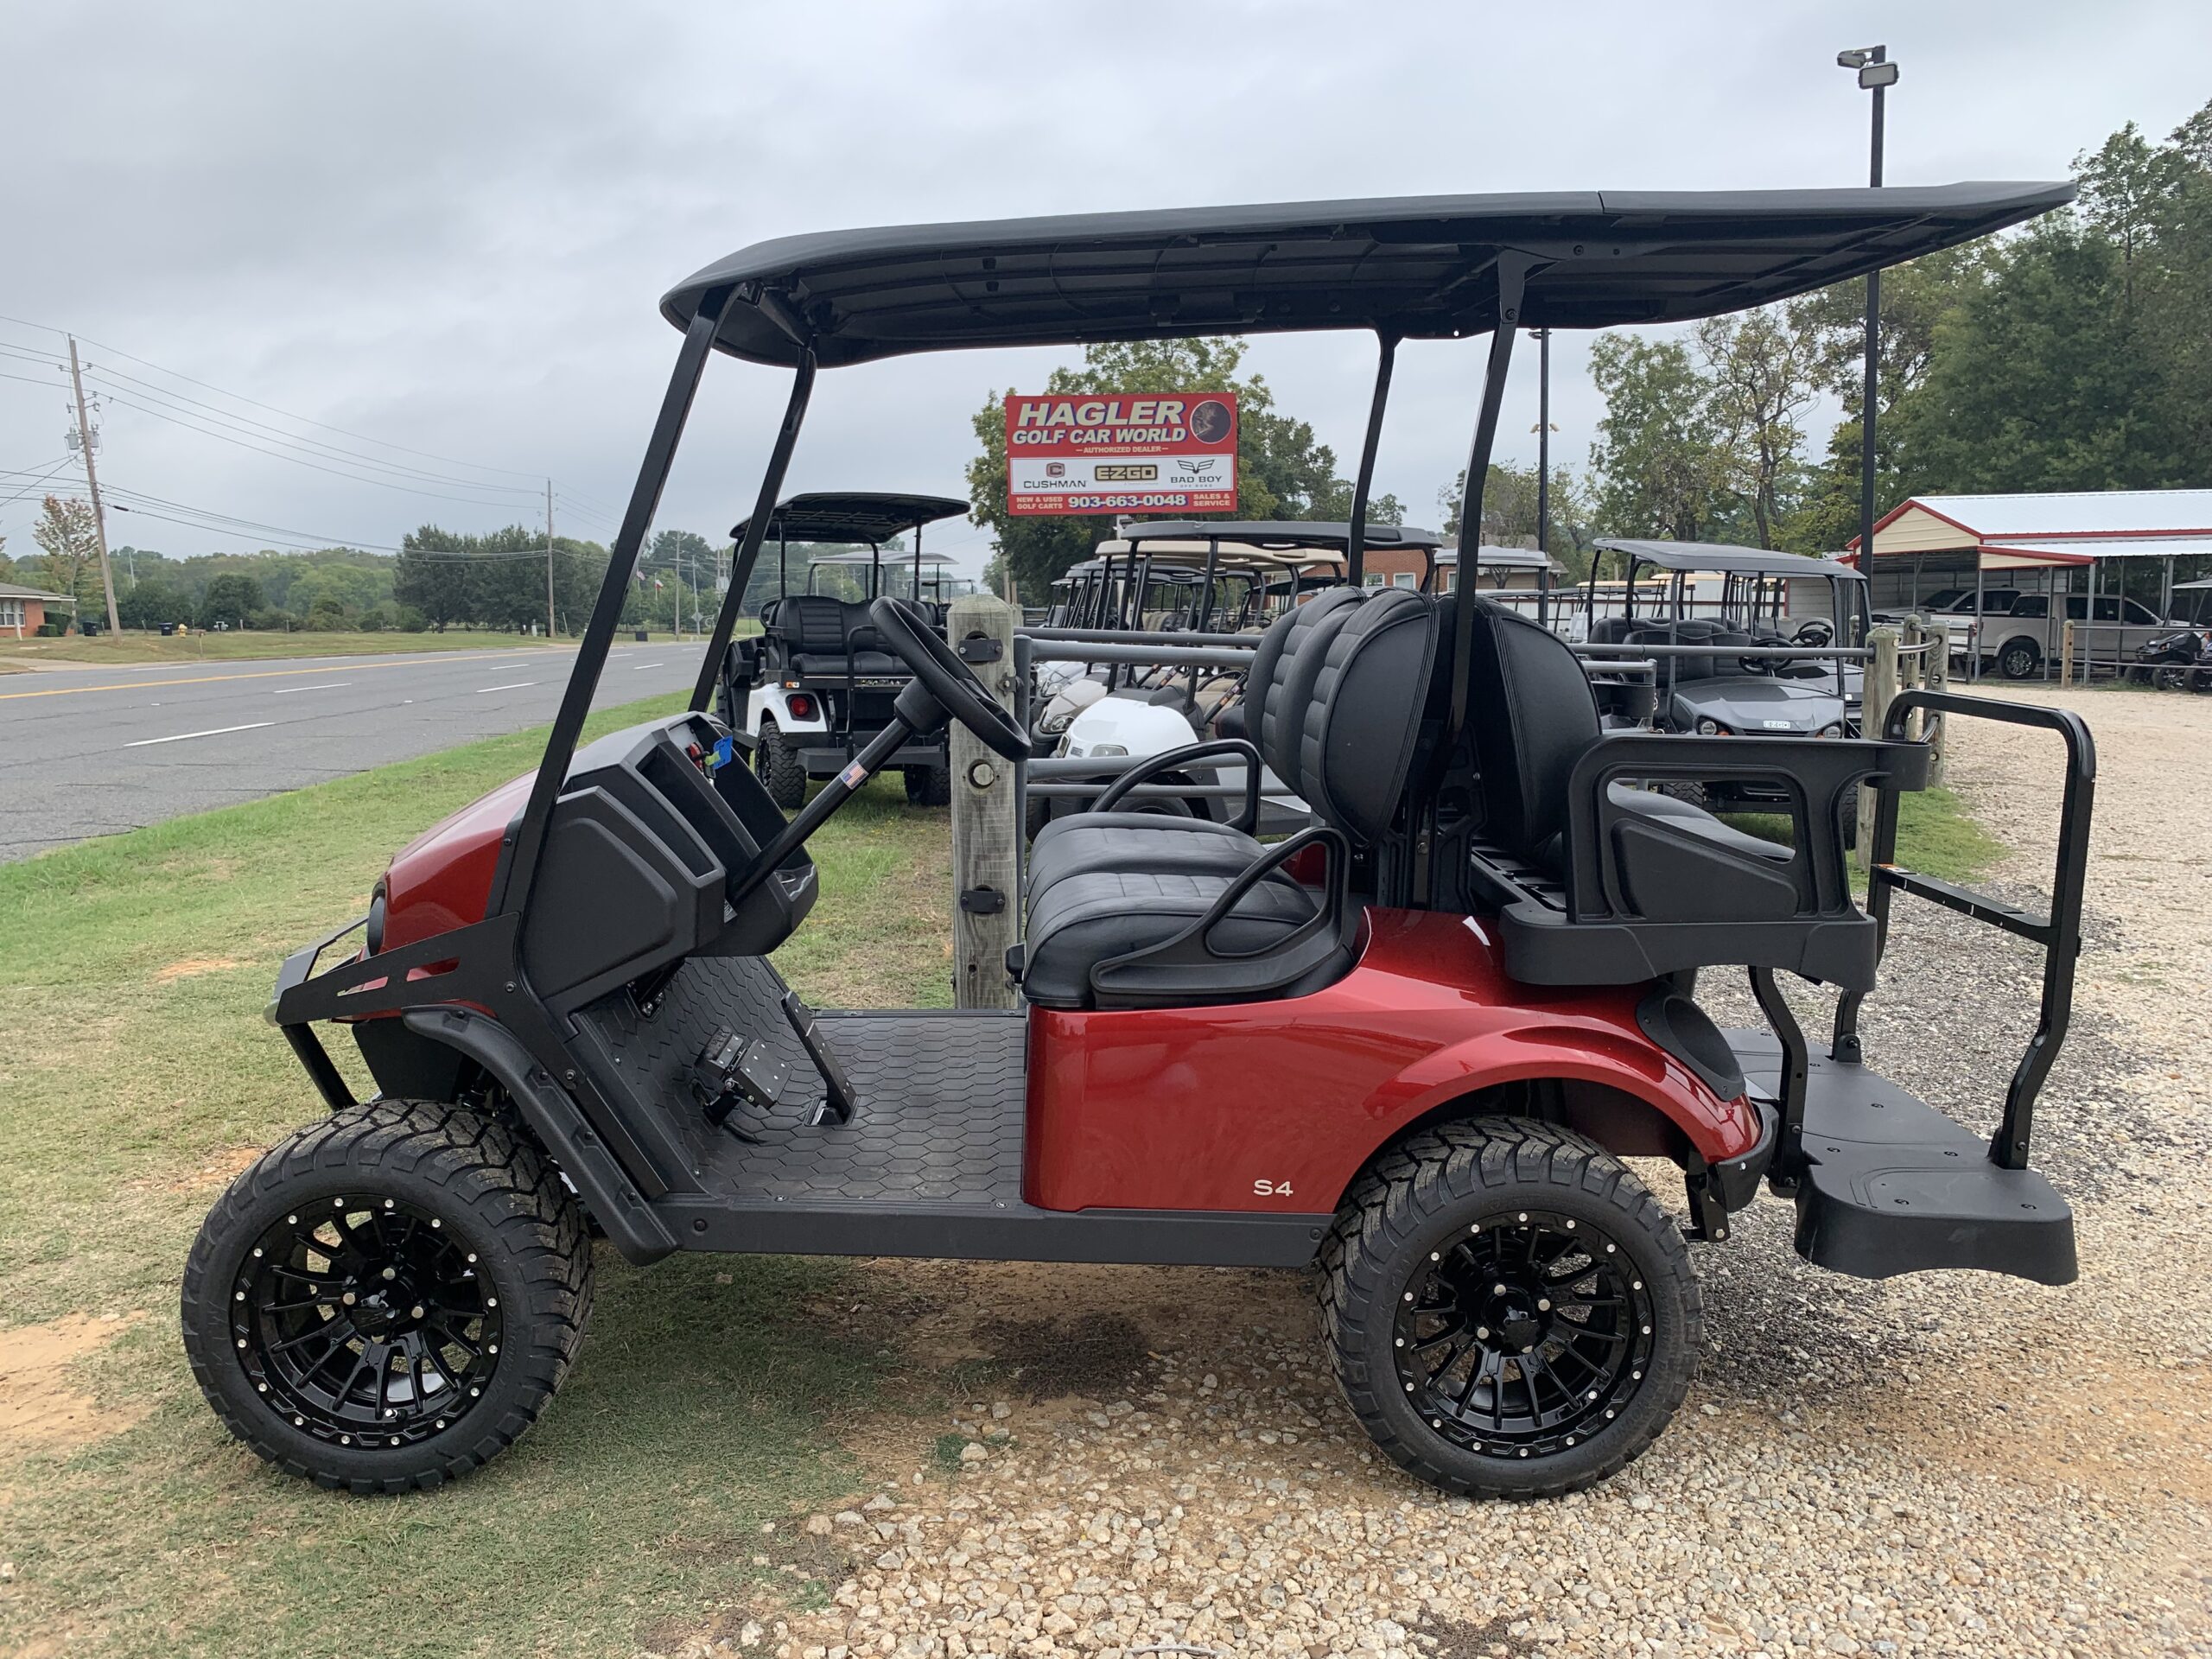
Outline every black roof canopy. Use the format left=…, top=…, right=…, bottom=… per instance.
left=1596, top=538, right=1867, bottom=580
left=1115, top=519, right=1446, bottom=550
left=664, top=183, right=2073, bottom=368
left=729, top=491, right=968, bottom=544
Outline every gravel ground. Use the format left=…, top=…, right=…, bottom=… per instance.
left=671, top=687, right=2212, bottom=1659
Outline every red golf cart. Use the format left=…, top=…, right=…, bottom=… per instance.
left=184, top=181, right=2095, bottom=1500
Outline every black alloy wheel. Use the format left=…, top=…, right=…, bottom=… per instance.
left=232, top=1195, right=501, bottom=1451
left=182, top=1098, right=591, bottom=1492
left=1320, top=1118, right=1700, bottom=1498
left=1392, top=1210, right=1654, bottom=1461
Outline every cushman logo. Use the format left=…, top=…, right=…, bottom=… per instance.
left=1045, top=461, right=1066, bottom=477
left=1096, top=463, right=1159, bottom=482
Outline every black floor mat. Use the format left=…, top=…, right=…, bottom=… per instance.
left=580, top=955, right=1027, bottom=1207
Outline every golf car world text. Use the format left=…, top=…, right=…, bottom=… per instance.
left=1005, top=391, right=1238, bottom=516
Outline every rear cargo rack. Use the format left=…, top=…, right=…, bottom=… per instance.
left=1830, top=690, right=2096, bottom=1172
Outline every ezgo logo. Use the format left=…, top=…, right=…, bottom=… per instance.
left=1095, top=464, right=1159, bottom=483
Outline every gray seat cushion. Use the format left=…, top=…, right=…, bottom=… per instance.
left=1027, top=812, right=1262, bottom=897
left=1020, top=869, right=1319, bottom=1011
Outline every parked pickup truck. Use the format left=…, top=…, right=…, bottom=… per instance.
left=1916, top=585, right=2183, bottom=679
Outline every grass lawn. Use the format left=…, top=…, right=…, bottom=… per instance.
left=0, top=626, right=751, bottom=672
left=0, top=694, right=950, bottom=1659
left=1723, top=784, right=2005, bottom=887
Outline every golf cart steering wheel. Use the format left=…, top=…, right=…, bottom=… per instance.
left=868, top=597, right=1029, bottom=760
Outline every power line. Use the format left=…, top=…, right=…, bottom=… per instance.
left=80, top=361, right=548, bottom=500
left=0, top=311, right=551, bottom=483
left=0, top=456, right=79, bottom=510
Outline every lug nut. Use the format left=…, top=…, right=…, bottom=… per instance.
left=410, top=1305, right=425, bottom=1319
left=381, top=1267, right=397, bottom=1281
left=342, top=1292, right=357, bottom=1306
left=1537, top=1299, right=1551, bottom=1312
left=1476, top=1326, right=1491, bottom=1339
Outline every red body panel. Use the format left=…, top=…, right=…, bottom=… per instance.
left=1024, top=908, right=1761, bottom=1216
left=379, top=772, right=531, bottom=951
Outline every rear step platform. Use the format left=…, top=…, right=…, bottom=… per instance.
left=1728, top=1031, right=2076, bottom=1286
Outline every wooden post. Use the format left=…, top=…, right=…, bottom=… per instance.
left=1918, top=611, right=1948, bottom=785
left=1857, top=625, right=1898, bottom=871
left=2059, top=618, right=2075, bottom=688
left=948, top=593, right=1020, bottom=1009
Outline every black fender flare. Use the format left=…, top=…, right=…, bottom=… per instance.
left=400, top=1006, right=677, bottom=1266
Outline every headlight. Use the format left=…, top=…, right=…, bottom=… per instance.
left=1817, top=722, right=1843, bottom=739
left=1090, top=742, right=1128, bottom=757
left=1695, top=717, right=1725, bottom=736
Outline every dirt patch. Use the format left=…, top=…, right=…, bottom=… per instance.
left=153, top=956, right=245, bottom=982
left=0, top=1315, right=145, bottom=1452
left=127, top=1145, right=261, bottom=1197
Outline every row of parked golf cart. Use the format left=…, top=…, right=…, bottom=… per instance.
left=713, top=501, right=1874, bottom=850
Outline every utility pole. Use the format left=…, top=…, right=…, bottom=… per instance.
left=67, top=338, right=121, bottom=635
left=544, top=478, right=556, bottom=638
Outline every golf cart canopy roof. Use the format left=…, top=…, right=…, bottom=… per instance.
left=1116, top=520, right=1446, bottom=550
left=804, top=547, right=957, bottom=567
left=1595, top=538, right=1867, bottom=581
left=1438, top=546, right=1561, bottom=571
left=728, top=492, right=968, bottom=544
left=664, top=183, right=2074, bottom=368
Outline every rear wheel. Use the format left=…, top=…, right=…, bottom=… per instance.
left=2154, top=664, right=2189, bottom=692
left=181, top=1098, right=592, bottom=1493
left=903, top=762, right=952, bottom=806
left=756, top=718, right=806, bottom=810
left=1998, top=638, right=2043, bottom=681
left=1319, top=1118, right=1700, bottom=1498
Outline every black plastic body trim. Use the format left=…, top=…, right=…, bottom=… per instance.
left=400, top=1007, right=678, bottom=1265
left=660, top=1198, right=1327, bottom=1267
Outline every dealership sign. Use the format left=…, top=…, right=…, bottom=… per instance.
left=1004, top=391, right=1237, bottom=516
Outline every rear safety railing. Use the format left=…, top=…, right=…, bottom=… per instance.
left=1830, top=690, right=2096, bottom=1171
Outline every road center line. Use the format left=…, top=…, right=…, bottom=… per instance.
left=0, top=648, right=570, bottom=702
left=632, top=661, right=666, bottom=669
left=124, top=721, right=276, bottom=748
left=475, top=682, right=537, bottom=694
left=273, top=682, right=352, bottom=694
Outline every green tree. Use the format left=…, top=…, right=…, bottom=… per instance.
left=1585, top=336, right=1725, bottom=543
left=199, top=573, right=267, bottom=629
left=967, top=338, right=1394, bottom=599
left=32, top=495, right=103, bottom=619
left=117, top=577, right=191, bottom=630
left=1437, top=462, right=1593, bottom=572
left=1694, top=310, right=1821, bottom=550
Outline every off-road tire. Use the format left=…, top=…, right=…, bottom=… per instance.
left=1997, top=639, right=2043, bottom=681
left=903, top=763, right=953, bottom=807
left=181, top=1098, right=592, bottom=1494
left=756, top=718, right=806, bottom=809
left=1318, top=1117, right=1701, bottom=1499
left=1840, top=788, right=1859, bottom=849
left=1656, top=779, right=1711, bottom=811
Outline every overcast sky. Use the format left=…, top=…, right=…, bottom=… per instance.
left=3, top=1, right=2207, bottom=576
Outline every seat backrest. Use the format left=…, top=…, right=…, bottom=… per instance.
left=775, top=595, right=854, bottom=653
left=1586, top=613, right=1638, bottom=646
left=1244, top=588, right=1364, bottom=764
left=1464, top=598, right=1604, bottom=861
left=1291, top=588, right=1438, bottom=843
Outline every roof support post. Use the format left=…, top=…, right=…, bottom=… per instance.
left=1446, top=254, right=1535, bottom=743
left=694, top=352, right=818, bottom=712
left=1345, top=334, right=1399, bottom=587
left=509, top=288, right=730, bottom=915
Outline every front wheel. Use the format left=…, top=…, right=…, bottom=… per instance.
left=1319, top=1118, right=1701, bottom=1498
left=181, top=1098, right=592, bottom=1493
left=755, top=718, right=806, bottom=810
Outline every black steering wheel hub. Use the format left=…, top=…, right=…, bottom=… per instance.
left=868, top=597, right=1029, bottom=760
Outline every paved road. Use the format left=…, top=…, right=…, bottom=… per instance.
left=0, top=642, right=703, bottom=860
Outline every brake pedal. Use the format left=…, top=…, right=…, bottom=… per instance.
left=781, top=990, right=857, bottom=1126
left=692, top=1026, right=790, bottom=1142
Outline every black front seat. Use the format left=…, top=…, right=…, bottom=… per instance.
left=1025, top=588, right=1366, bottom=899
left=1021, top=589, right=1435, bottom=1010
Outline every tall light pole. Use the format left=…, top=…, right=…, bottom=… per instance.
left=1838, top=45, right=1898, bottom=566
left=1534, top=327, right=1552, bottom=556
